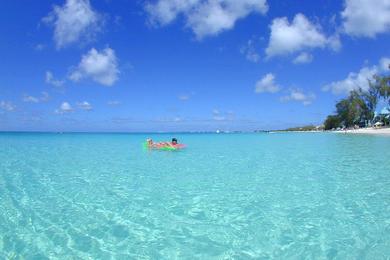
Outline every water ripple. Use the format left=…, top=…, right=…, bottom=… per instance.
left=0, top=133, right=389, bottom=258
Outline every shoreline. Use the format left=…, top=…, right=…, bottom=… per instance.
left=335, top=127, right=390, bottom=135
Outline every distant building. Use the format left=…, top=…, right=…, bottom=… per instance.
left=373, top=106, right=390, bottom=126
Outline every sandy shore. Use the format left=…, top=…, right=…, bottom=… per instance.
left=336, top=127, right=390, bottom=135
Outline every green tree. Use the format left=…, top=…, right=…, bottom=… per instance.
left=324, top=115, right=341, bottom=130
left=362, top=80, right=380, bottom=121
left=337, top=87, right=377, bottom=127
left=376, top=74, right=390, bottom=104
left=324, top=65, right=389, bottom=129
left=335, top=95, right=363, bottom=127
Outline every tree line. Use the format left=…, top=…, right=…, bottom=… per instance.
left=324, top=70, right=390, bottom=130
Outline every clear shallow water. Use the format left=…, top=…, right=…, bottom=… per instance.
left=0, top=132, right=389, bottom=259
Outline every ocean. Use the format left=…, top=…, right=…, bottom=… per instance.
left=1, top=132, right=389, bottom=258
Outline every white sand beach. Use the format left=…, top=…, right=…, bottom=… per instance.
left=337, top=127, right=390, bottom=135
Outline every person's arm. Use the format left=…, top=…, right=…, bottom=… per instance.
left=155, top=142, right=167, bottom=147
left=160, top=142, right=174, bottom=148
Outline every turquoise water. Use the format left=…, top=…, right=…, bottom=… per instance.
left=1, top=132, right=390, bottom=259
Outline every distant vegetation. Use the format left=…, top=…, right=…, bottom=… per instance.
left=274, top=125, right=323, bottom=132
left=324, top=68, right=390, bottom=130
left=284, top=125, right=323, bottom=131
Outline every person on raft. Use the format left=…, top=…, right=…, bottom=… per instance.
left=146, top=138, right=179, bottom=148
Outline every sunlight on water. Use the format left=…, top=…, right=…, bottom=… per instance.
left=0, top=133, right=390, bottom=258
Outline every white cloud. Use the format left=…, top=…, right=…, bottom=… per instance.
left=324, top=67, right=376, bottom=95
left=266, top=13, right=337, bottom=58
left=280, top=89, right=315, bottom=106
left=23, top=92, right=50, bottom=103
left=77, top=101, right=93, bottom=110
left=69, top=47, right=119, bottom=86
left=342, top=0, right=390, bottom=37
left=154, top=116, right=184, bottom=123
left=43, top=0, right=103, bottom=48
left=240, top=39, right=260, bottom=63
left=55, top=102, right=73, bottom=114
left=146, top=0, right=268, bottom=39
left=178, top=91, right=195, bottom=101
left=380, top=57, right=390, bottom=70
left=178, top=95, right=190, bottom=101
left=213, top=115, right=226, bottom=121
left=255, top=73, right=280, bottom=93
left=327, top=33, right=342, bottom=51
left=0, top=101, right=16, bottom=111
left=323, top=57, right=390, bottom=95
left=23, top=95, right=39, bottom=103
left=212, top=109, right=234, bottom=121
left=293, top=52, right=313, bottom=64
left=41, top=92, right=50, bottom=102
left=107, top=100, right=121, bottom=106
left=46, top=71, right=65, bottom=88
left=34, top=44, right=46, bottom=51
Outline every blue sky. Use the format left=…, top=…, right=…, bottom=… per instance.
left=0, top=0, right=389, bottom=132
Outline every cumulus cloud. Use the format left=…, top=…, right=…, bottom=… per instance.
left=23, top=92, right=50, bottom=103
left=55, top=102, right=73, bottom=114
left=293, top=52, right=313, bottom=64
left=0, top=101, right=16, bottom=111
left=342, top=0, right=390, bottom=37
left=43, top=0, right=103, bottom=48
left=240, top=39, right=260, bottom=63
left=146, top=0, right=268, bottom=39
left=327, top=33, right=342, bottom=51
left=380, top=57, right=390, bottom=70
left=255, top=73, right=280, bottom=93
left=280, top=89, right=316, bottom=106
left=266, top=13, right=338, bottom=58
left=323, top=57, right=390, bottom=95
left=69, top=47, right=119, bottom=86
left=46, top=71, right=65, bottom=88
left=77, top=101, right=93, bottom=110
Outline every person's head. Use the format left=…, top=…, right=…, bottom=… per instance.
left=147, top=138, right=153, bottom=145
left=172, top=138, right=178, bottom=145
